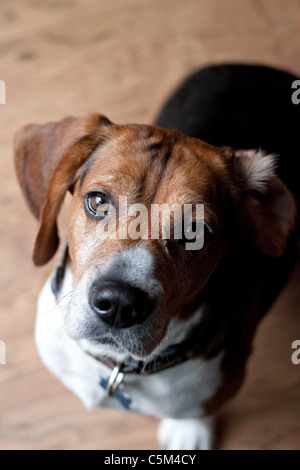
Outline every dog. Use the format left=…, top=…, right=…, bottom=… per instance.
left=14, top=64, right=300, bottom=450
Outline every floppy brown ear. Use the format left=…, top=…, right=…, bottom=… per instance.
left=14, top=113, right=112, bottom=266
left=234, top=149, right=297, bottom=258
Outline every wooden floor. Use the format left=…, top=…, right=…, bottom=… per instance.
left=1, top=0, right=300, bottom=450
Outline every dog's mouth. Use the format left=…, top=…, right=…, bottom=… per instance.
left=80, top=314, right=169, bottom=360
left=65, top=288, right=167, bottom=360
left=65, top=295, right=168, bottom=360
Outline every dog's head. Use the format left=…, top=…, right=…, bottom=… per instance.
left=14, top=114, right=297, bottom=360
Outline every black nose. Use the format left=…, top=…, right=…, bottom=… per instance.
left=89, top=281, right=151, bottom=328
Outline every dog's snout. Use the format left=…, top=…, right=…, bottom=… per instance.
left=89, top=280, right=151, bottom=328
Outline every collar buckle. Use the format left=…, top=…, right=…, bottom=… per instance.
left=106, top=364, right=125, bottom=397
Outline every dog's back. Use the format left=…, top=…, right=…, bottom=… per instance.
left=155, top=64, right=300, bottom=203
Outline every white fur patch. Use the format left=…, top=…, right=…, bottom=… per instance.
left=237, top=149, right=277, bottom=192
left=158, top=416, right=216, bottom=450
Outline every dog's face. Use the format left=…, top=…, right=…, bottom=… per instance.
left=67, top=124, right=234, bottom=358
left=14, top=114, right=296, bottom=360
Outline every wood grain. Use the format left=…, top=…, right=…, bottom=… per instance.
left=0, top=0, right=299, bottom=450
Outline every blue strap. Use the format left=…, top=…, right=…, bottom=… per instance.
left=99, top=377, right=132, bottom=410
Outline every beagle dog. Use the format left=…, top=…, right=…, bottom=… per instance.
left=14, top=64, right=300, bottom=450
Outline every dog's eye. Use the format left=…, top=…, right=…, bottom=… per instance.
left=84, top=192, right=110, bottom=219
left=176, top=221, right=213, bottom=250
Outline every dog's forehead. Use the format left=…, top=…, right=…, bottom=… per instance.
left=79, top=124, right=230, bottom=201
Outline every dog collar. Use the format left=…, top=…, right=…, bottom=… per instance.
left=85, top=336, right=200, bottom=410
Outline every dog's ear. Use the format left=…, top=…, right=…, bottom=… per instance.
left=14, top=113, right=112, bottom=266
left=234, top=149, right=297, bottom=258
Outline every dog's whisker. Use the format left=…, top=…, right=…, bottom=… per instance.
left=54, top=290, right=74, bottom=308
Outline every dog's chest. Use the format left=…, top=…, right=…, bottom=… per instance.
left=35, top=273, right=224, bottom=419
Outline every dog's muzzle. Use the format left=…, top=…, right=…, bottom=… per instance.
left=89, top=280, right=152, bottom=328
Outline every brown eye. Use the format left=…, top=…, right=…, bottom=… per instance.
left=85, top=192, right=110, bottom=219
